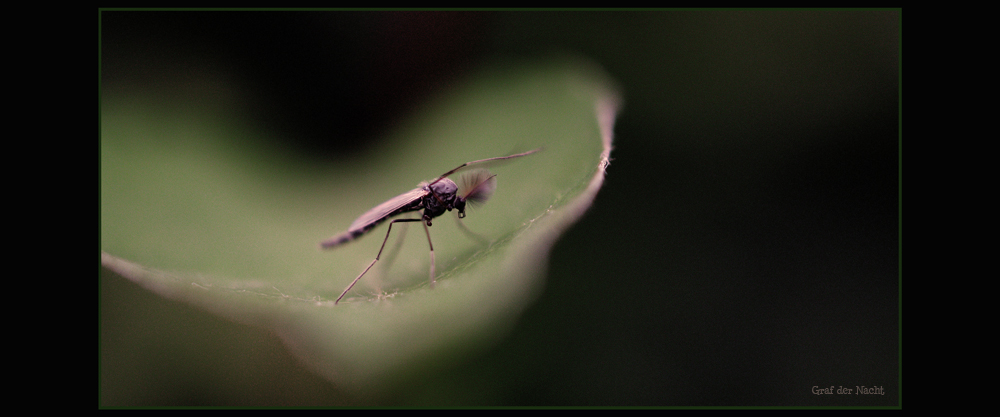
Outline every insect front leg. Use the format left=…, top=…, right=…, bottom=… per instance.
left=335, top=217, right=423, bottom=304
left=453, top=211, right=490, bottom=244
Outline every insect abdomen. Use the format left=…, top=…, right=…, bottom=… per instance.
left=321, top=195, right=424, bottom=249
left=320, top=230, right=364, bottom=248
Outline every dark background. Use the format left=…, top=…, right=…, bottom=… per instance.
left=101, top=11, right=899, bottom=406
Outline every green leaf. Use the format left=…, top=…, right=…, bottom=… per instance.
left=101, top=58, right=619, bottom=393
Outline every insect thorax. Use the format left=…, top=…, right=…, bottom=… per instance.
left=422, top=178, right=459, bottom=219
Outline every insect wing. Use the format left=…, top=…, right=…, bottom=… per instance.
left=459, top=169, right=497, bottom=207
left=348, top=188, right=427, bottom=232
left=429, top=148, right=542, bottom=187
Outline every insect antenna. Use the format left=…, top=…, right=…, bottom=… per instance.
left=459, top=169, right=498, bottom=208
left=450, top=169, right=497, bottom=244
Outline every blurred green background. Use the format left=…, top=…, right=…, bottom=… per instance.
left=100, top=10, right=899, bottom=406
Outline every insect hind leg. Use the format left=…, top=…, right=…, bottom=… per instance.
left=335, top=217, right=423, bottom=304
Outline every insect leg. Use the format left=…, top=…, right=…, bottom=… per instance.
left=335, top=217, right=423, bottom=304
left=427, top=148, right=542, bottom=187
left=422, top=221, right=436, bottom=288
left=380, top=212, right=415, bottom=273
left=453, top=211, right=489, bottom=244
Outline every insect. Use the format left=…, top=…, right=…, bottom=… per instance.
left=322, top=149, right=541, bottom=304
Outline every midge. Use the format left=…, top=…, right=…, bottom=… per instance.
left=322, top=149, right=541, bottom=304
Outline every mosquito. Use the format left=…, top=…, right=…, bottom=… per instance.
left=322, top=149, right=541, bottom=304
